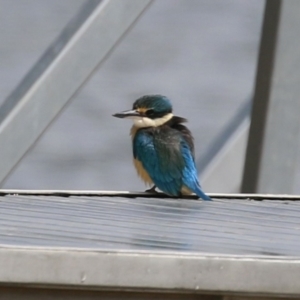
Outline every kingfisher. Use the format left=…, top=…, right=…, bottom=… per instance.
left=113, top=95, right=211, bottom=200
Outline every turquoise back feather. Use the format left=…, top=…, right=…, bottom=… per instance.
left=133, top=125, right=211, bottom=200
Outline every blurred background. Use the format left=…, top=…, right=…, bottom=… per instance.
left=0, top=0, right=266, bottom=192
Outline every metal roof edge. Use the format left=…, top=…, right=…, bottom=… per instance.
left=0, top=189, right=300, bottom=200
left=0, top=247, right=300, bottom=296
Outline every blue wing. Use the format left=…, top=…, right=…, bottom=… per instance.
left=181, top=142, right=211, bottom=200
left=133, top=128, right=211, bottom=200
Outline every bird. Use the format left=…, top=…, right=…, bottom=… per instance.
left=113, top=95, right=211, bottom=200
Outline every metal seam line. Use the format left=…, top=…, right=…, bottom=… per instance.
left=0, top=189, right=299, bottom=200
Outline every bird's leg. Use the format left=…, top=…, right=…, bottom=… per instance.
left=145, top=185, right=158, bottom=193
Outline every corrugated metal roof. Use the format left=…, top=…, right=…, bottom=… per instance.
left=1, top=191, right=300, bottom=257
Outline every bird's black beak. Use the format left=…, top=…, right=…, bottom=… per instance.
left=112, top=109, right=140, bottom=118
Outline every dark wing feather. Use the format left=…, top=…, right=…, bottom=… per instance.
left=166, top=116, right=195, bottom=158
left=133, top=127, right=185, bottom=196
left=133, top=116, right=211, bottom=200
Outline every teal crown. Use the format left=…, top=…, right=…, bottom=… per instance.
left=133, top=95, right=172, bottom=118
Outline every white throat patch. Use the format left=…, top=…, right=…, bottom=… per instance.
left=130, top=113, right=173, bottom=128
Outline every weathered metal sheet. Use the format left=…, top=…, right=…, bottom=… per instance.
left=1, top=192, right=300, bottom=298
left=1, top=194, right=299, bottom=256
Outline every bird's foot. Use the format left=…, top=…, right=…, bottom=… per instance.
left=145, top=185, right=158, bottom=193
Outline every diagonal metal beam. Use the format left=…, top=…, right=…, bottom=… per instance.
left=199, top=98, right=251, bottom=193
left=201, top=118, right=249, bottom=193
left=0, top=0, right=153, bottom=184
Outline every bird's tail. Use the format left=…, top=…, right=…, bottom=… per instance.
left=193, top=185, right=212, bottom=201
left=196, top=189, right=212, bottom=200
left=183, top=178, right=212, bottom=200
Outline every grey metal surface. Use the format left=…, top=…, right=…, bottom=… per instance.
left=202, top=119, right=249, bottom=193
left=3, top=189, right=300, bottom=199
left=199, top=99, right=251, bottom=193
left=197, top=98, right=252, bottom=174
left=0, top=286, right=220, bottom=300
left=0, top=191, right=300, bottom=299
left=1, top=248, right=300, bottom=298
left=1, top=193, right=300, bottom=255
left=0, top=0, right=152, bottom=185
left=0, top=1, right=265, bottom=192
left=1, top=192, right=300, bottom=297
left=242, top=0, right=300, bottom=193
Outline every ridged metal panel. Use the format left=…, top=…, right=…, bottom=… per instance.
left=1, top=194, right=300, bottom=256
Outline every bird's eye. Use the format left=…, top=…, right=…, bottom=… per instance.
left=146, top=109, right=154, bottom=116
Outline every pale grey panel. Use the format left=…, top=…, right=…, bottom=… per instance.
left=0, top=0, right=152, bottom=184
left=243, top=0, right=300, bottom=193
